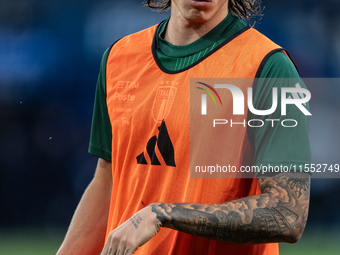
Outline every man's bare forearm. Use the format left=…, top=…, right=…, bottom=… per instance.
left=150, top=172, right=310, bottom=245
left=57, top=159, right=112, bottom=255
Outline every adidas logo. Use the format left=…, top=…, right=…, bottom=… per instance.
left=136, top=121, right=176, bottom=167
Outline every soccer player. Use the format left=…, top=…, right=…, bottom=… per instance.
left=57, top=0, right=311, bottom=254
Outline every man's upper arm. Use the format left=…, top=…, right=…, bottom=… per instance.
left=252, top=52, right=312, bottom=241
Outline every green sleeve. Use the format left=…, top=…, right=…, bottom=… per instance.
left=251, top=51, right=312, bottom=172
left=88, top=48, right=112, bottom=161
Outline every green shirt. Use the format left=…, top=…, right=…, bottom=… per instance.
left=88, top=13, right=311, bottom=171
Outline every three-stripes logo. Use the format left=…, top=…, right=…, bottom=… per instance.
left=196, top=82, right=222, bottom=115
left=136, top=121, right=176, bottom=167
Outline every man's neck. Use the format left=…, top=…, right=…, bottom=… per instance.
left=164, top=1, right=229, bottom=46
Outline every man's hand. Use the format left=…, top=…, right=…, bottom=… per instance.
left=101, top=205, right=162, bottom=255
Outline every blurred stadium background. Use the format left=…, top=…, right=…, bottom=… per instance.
left=0, top=0, right=340, bottom=254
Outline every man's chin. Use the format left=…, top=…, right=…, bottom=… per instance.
left=183, top=10, right=212, bottom=24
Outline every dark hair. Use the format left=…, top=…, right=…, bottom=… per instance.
left=144, top=0, right=263, bottom=20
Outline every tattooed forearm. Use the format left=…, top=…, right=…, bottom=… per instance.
left=151, top=172, right=310, bottom=245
